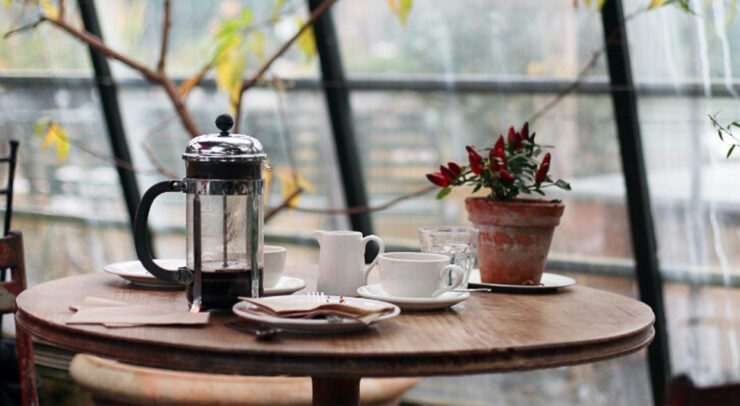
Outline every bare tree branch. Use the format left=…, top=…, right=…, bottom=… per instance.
left=43, top=15, right=160, bottom=81
left=294, top=185, right=436, bottom=215
left=40, top=14, right=201, bottom=136
left=3, top=18, right=44, bottom=39
left=142, top=115, right=180, bottom=178
left=233, top=0, right=339, bottom=131
left=264, top=187, right=304, bottom=222
left=157, top=0, right=171, bottom=72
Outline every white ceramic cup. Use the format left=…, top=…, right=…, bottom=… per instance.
left=263, top=245, right=287, bottom=288
left=373, top=252, right=465, bottom=298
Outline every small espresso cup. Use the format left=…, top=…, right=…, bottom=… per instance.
left=263, top=245, right=287, bottom=288
left=375, top=252, right=465, bottom=298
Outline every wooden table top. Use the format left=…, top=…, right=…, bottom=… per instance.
left=16, top=265, right=655, bottom=378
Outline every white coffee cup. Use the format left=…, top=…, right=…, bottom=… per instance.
left=263, top=245, right=287, bottom=288
left=373, top=252, right=465, bottom=298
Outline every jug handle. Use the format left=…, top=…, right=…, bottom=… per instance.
left=362, top=235, right=385, bottom=283
left=134, top=180, right=192, bottom=284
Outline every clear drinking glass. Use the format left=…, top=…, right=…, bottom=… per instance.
left=417, top=226, right=479, bottom=288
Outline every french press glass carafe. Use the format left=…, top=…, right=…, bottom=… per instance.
left=134, top=114, right=265, bottom=311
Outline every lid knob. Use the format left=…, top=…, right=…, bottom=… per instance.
left=215, top=114, right=234, bottom=136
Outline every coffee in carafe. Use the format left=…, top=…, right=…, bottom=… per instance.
left=134, top=114, right=266, bottom=311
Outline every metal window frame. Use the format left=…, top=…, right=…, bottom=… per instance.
left=601, top=1, right=670, bottom=404
left=57, top=1, right=669, bottom=404
left=76, top=0, right=154, bottom=256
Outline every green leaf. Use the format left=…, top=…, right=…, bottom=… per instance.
left=33, top=119, right=49, bottom=138
left=726, top=0, right=737, bottom=26
left=555, top=179, right=572, bottom=190
left=240, top=8, right=253, bottom=25
left=436, top=187, right=452, bottom=199
left=472, top=184, right=482, bottom=193
left=719, top=129, right=724, bottom=141
left=727, top=144, right=736, bottom=158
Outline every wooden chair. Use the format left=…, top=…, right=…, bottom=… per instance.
left=70, top=354, right=419, bottom=406
left=0, top=231, right=39, bottom=406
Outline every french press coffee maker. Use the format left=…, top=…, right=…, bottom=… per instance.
left=134, top=114, right=265, bottom=311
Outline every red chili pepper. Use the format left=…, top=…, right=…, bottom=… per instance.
left=466, top=145, right=482, bottom=161
left=535, top=153, right=551, bottom=183
left=426, top=172, right=449, bottom=187
left=466, top=146, right=483, bottom=175
left=447, top=162, right=462, bottom=176
left=440, top=165, right=457, bottom=182
left=541, top=152, right=551, bottom=166
left=494, top=134, right=505, bottom=152
left=520, top=122, right=529, bottom=141
left=506, top=126, right=517, bottom=145
left=498, top=169, right=514, bottom=183
left=495, top=147, right=507, bottom=169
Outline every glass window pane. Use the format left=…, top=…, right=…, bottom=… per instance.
left=334, top=0, right=607, bottom=78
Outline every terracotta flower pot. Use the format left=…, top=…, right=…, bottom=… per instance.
left=465, top=197, right=564, bottom=285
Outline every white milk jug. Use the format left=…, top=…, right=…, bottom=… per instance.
left=313, top=230, right=385, bottom=296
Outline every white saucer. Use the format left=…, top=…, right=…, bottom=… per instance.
left=468, top=270, right=576, bottom=293
left=104, top=260, right=305, bottom=294
left=263, top=276, right=306, bottom=296
left=232, top=295, right=400, bottom=334
left=103, top=259, right=184, bottom=289
left=356, top=284, right=470, bottom=311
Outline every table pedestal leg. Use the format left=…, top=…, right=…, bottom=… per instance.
left=311, top=376, right=360, bottom=406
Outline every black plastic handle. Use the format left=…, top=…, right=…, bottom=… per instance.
left=134, top=180, right=192, bottom=284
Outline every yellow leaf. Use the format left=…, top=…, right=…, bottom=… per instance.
left=54, top=127, right=69, bottom=162
left=215, top=48, right=246, bottom=97
left=275, top=168, right=314, bottom=208
left=295, top=17, right=316, bottom=62
left=263, top=167, right=272, bottom=201
left=272, top=0, right=288, bottom=22
left=649, top=0, right=668, bottom=9
left=387, top=0, right=413, bottom=26
left=40, top=0, right=58, bottom=19
left=179, top=73, right=200, bottom=97
left=596, top=0, right=607, bottom=10
left=249, top=32, right=265, bottom=63
left=2, top=0, right=12, bottom=10
left=40, top=122, right=69, bottom=162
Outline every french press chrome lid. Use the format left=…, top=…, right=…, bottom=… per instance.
left=182, top=114, right=266, bottom=180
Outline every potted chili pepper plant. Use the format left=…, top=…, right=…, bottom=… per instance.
left=426, top=123, right=571, bottom=285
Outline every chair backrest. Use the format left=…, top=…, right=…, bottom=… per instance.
left=0, top=140, right=19, bottom=235
left=0, top=140, right=20, bottom=327
left=0, top=231, right=26, bottom=315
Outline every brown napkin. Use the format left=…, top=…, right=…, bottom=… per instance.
left=239, top=295, right=395, bottom=325
left=67, top=297, right=209, bottom=328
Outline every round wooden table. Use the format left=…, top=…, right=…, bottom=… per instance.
left=16, top=266, right=654, bottom=405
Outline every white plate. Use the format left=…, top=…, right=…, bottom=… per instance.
left=356, top=284, right=470, bottom=311
left=103, top=259, right=184, bottom=289
left=232, top=295, right=400, bottom=334
left=263, top=276, right=306, bottom=296
left=468, top=270, right=576, bottom=293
